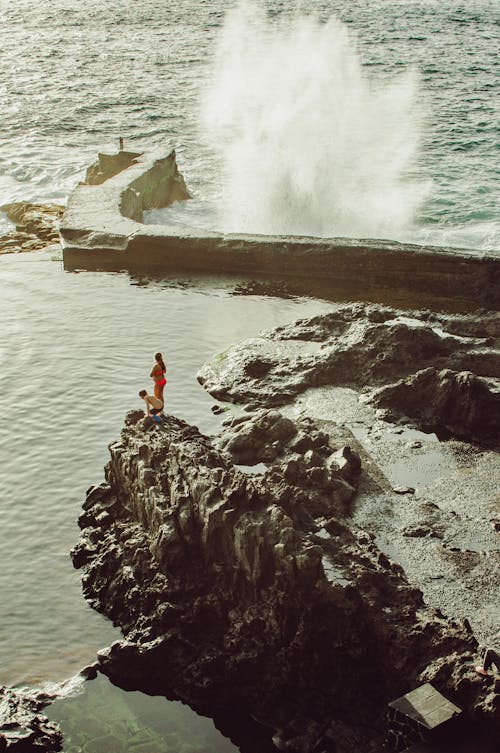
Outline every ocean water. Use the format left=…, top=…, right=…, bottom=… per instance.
left=0, top=1, right=498, bottom=750
left=0, top=0, right=498, bottom=249
left=0, top=250, right=330, bottom=749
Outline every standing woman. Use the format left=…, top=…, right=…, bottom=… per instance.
left=150, top=352, right=167, bottom=404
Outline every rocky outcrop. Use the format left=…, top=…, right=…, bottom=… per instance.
left=72, top=409, right=496, bottom=753
left=198, top=305, right=500, bottom=444
left=0, top=685, right=62, bottom=752
left=369, top=367, right=500, bottom=442
left=0, top=202, right=63, bottom=255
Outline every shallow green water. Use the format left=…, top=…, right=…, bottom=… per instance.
left=47, top=674, right=238, bottom=753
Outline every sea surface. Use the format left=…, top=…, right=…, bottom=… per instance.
left=0, top=0, right=498, bottom=249
left=0, top=1, right=498, bottom=750
left=0, top=250, right=331, bottom=750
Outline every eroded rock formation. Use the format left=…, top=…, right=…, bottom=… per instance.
left=0, top=685, right=62, bottom=752
left=72, top=409, right=496, bottom=752
left=0, top=202, right=63, bottom=255
left=198, top=305, right=500, bottom=444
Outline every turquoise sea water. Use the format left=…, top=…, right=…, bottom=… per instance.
left=0, top=0, right=498, bottom=249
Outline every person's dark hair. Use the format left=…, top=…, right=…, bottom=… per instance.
left=155, top=352, right=166, bottom=373
left=139, top=389, right=147, bottom=398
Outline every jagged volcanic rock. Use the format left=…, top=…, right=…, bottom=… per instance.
left=0, top=685, right=62, bottom=752
left=369, top=367, right=500, bottom=442
left=72, top=409, right=496, bottom=753
left=197, top=304, right=500, bottom=444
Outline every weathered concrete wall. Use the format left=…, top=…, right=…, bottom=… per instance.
left=60, top=149, right=191, bottom=252
left=60, top=150, right=500, bottom=310
left=85, top=151, right=142, bottom=186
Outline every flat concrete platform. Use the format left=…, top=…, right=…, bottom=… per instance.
left=60, top=150, right=500, bottom=310
left=389, top=683, right=461, bottom=731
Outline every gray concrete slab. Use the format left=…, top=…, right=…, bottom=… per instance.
left=389, top=683, right=461, bottom=731
left=60, top=150, right=500, bottom=310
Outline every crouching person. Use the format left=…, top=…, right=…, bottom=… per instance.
left=139, top=389, right=165, bottom=428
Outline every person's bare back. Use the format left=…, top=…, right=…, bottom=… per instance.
left=139, top=390, right=163, bottom=416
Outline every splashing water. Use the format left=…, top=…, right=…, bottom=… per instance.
left=201, top=2, right=430, bottom=239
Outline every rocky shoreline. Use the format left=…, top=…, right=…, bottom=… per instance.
left=64, top=302, right=499, bottom=753
left=68, top=399, right=498, bottom=752
left=0, top=202, right=63, bottom=256
left=198, top=303, right=499, bottom=444
left=1, top=253, right=498, bottom=751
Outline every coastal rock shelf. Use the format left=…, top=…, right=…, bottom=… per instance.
left=72, top=409, right=497, bottom=753
left=198, top=303, right=500, bottom=445
left=0, top=684, right=62, bottom=752
left=0, top=201, right=63, bottom=255
left=59, top=149, right=500, bottom=309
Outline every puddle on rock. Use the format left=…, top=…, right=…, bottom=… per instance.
left=315, top=528, right=331, bottom=540
left=350, top=425, right=449, bottom=489
left=235, top=463, right=268, bottom=475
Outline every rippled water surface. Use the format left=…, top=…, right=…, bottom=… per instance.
left=0, top=1, right=498, bottom=749
left=0, top=252, right=330, bottom=685
left=0, top=0, right=498, bottom=249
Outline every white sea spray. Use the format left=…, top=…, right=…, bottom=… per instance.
left=202, top=1, right=430, bottom=238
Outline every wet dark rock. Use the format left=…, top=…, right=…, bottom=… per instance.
left=393, top=486, right=416, bottom=495
left=0, top=685, right=62, bottom=752
left=197, top=305, right=499, bottom=445
left=79, top=663, right=99, bottom=681
left=72, top=411, right=497, bottom=752
left=369, top=367, right=500, bottom=444
left=218, top=409, right=297, bottom=465
left=211, top=404, right=226, bottom=415
left=402, top=524, right=442, bottom=539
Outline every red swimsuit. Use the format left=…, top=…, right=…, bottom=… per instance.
left=153, top=365, right=166, bottom=388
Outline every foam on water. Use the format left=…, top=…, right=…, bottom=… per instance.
left=201, top=1, right=429, bottom=238
left=0, top=0, right=498, bottom=251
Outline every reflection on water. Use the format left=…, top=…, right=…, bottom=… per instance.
left=0, top=252, right=330, bottom=685
left=47, top=673, right=238, bottom=753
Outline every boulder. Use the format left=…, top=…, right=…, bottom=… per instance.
left=368, top=368, right=500, bottom=443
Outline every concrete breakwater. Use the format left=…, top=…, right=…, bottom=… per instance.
left=60, top=150, right=499, bottom=310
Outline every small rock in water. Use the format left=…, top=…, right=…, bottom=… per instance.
left=490, top=517, right=500, bottom=532
left=211, top=404, right=225, bottom=415
left=393, top=485, right=416, bottom=495
left=402, top=524, right=432, bottom=538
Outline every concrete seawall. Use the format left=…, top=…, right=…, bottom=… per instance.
left=60, top=150, right=500, bottom=309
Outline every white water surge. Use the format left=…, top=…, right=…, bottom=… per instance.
left=201, top=1, right=429, bottom=238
